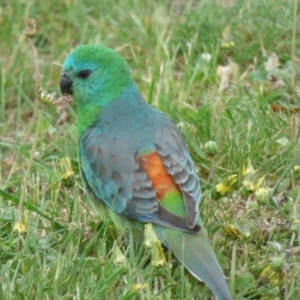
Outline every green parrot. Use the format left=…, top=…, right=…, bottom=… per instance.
left=60, top=45, right=232, bottom=300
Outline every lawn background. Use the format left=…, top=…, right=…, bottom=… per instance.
left=1, top=0, right=300, bottom=299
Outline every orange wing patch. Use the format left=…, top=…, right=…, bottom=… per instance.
left=138, top=152, right=180, bottom=200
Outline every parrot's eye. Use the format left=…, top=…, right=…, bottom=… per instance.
left=78, top=70, right=92, bottom=79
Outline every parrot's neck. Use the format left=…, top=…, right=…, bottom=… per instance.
left=77, top=104, right=102, bottom=137
left=76, top=81, right=140, bottom=137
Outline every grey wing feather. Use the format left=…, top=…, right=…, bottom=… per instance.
left=80, top=126, right=161, bottom=219
left=79, top=125, right=200, bottom=233
left=155, top=123, right=201, bottom=229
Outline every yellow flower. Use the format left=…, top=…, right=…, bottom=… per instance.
left=293, top=145, right=300, bottom=174
left=151, top=241, right=166, bottom=267
left=242, top=161, right=256, bottom=176
left=242, top=161, right=265, bottom=192
left=260, top=256, right=285, bottom=284
left=13, top=209, right=28, bottom=234
left=243, top=176, right=265, bottom=192
left=293, top=165, right=300, bottom=172
left=255, top=186, right=270, bottom=202
left=112, top=243, right=126, bottom=266
left=260, top=265, right=282, bottom=284
left=132, top=283, right=147, bottom=291
left=216, top=174, right=237, bottom=195
left=144, top=224, right=166, bottom=267
left=13, top=222, right=27, bottom=234
left=216, top=182, right=229, bottom=195
left=224, top=224, right=242, bottom=240
left=293, top=204, right=300, bottom=224
left=36, top=86, right=57, bottom=105
left=60, top=157, right=75, bottom=186
left=221, top=26, right=235, bottom=48
left=144, top=223, right=159, bottom=248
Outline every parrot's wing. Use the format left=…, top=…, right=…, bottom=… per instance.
left=154, top=122, right=201, bottom=228
left=79, top=125, right=199, bottom=233
left=152, top=124, right=233, bottom=300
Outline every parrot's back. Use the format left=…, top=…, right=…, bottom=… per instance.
left=84, top=83, right=170, bottom=151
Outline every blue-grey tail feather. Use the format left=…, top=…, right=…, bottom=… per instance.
left=154, top=225, right=232, bottom=300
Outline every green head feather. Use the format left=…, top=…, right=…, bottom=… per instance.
left=62, top=45, right=133, bottom=135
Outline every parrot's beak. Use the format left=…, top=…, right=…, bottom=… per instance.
left=60, top=72, right=73, bottom=95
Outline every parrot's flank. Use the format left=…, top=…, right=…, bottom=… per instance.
left=138, top=152, right=180, bottom=200
left=60, top=45, right=232, bottom=300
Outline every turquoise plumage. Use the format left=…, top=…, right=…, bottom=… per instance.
left=60, top=45, right=232, bottom=299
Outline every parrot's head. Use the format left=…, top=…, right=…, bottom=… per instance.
left=60, top=45, right=132, bottom=106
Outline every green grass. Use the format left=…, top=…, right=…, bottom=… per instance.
left=1, top=0, right=300, bottom=299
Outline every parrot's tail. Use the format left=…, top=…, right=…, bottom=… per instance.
left=154, top=226, right=232, bottom=300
